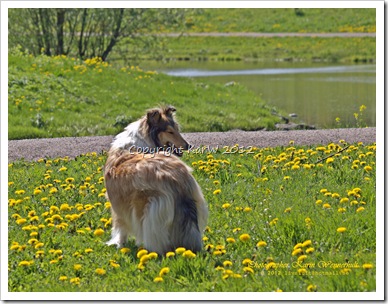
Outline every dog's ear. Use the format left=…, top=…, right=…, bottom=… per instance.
left=147, top=108, right=162, bottom=125
left=165, top=106, right=176, bottom=117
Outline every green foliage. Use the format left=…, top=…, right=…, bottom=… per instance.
left=119, top=36, right=376, bottom=63
left=8, top=141, right=376, bottom=292
left=8, top=52, right=280, bottom=140
left=182, top=8, right=376, bottom=33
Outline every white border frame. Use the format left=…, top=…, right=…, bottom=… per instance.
left=1, top=1, right=384, bottom=301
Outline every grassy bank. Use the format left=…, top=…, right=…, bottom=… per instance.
left=115, top=36, right=376, bottom=63
left=8, top=51, right=281, bottom=140
left=182, top=8, right=376, bottom=33
left=8, top=141, right=376, bottom=292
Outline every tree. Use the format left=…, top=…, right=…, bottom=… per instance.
left=8, top=8, right=189, bottom=62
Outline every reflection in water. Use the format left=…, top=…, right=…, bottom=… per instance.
left=164, top=65, right=376, bottom=78
left=143, top=61, right=376, bottom=128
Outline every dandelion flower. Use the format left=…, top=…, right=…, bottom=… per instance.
left=337, top=227, right=347, bottom=233
left=242, top=258, right=252, bottom=266
left=292, top=248, right=303, bottom=256
left=153, top=276, right=163, bottom=283
left=257, top=241, right=267, bottom=247
left=284, top=207, right=292, bottom=213
left=243, top=266, right=254, bottom=274
left=93, top=228, right=104, bottom=236
left=213, top=189, right=221, bottom=195
left=323, top=203, right=331, bottom=209
left=166, top=252, right=175, bottom=258
left=182, top=250, right=196, bottom=258
left=19, top=260, right=32, bottom=267
left=362, top=263, right=373, bottom=270
left=222, top=203, right=231, bottom=209
left=302, top=240, right=312, bottom=247
left=148, top=252, right=158, bottom=259
left=297, top=268, right=307, bottom=275
left=265, top=262, right=276, bottom=270
left=70, top=277, right=80, bottom=285
left=364, top=166, right=373, bottom=172
left=175, top=247, right=186, bottom=255
left=297, top=255, right=307, bottom=262
left=226, top=237, right=236, bottom=243
left=120, top=248, right=130, bottom=254
left=306, top=248, right=315, bottom=254
left=239, top=233, right=250, bottom=242
left=356, top=207, right=365, bottom=213
left=159, top=267, right=170, bottom=276
left=84, top=248, right=93, bottom=253
left=140, top=255, right=150, bottom=264
left=95, top=268, right=106, bottom=275
left=136, top=249, right=148, bottom=258
left=74, top=264, right=82, bottom=271
left=293, top=243, right=303, bottom=250
left=307, top=284, right=317, bottom=292
left=223, top=261, right=233, bottom=267
left=59, top=276, right=68, bottom=281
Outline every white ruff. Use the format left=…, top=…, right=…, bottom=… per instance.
left=111, top=120, right=155, bottom=150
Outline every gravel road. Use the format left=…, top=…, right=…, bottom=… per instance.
left=8, top=128, right=376, bottom=163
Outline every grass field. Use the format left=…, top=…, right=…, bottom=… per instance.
left=181, top=8, right=376, bottom=33
left=8, top=51, right=281, bottom=140
left=8, top=141, right=375, bottom=292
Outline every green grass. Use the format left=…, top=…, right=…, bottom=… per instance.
left=8, top=51, right=281, bottom=140
left=116, top=36, right=376, bottom=63
left=182, top=8, right=376, bottom=33
left=8, top=141, right=376, bottom=292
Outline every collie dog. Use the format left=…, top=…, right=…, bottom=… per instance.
left=104, top=106, right=208, bottom=255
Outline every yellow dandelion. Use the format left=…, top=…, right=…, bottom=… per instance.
left=148, top=252, right=158, bottom=259
left=326, top=157, right=334, bottom=164
left=59, top=276, right=68, bottom=281
left=84, top=248, right=93, bottom=253
left=73, top=264, right=82, bottom=271
left=243, top=207, right=252, bottom=212
left=110, top=261, right=120, bottom=268
left=226, top=237, right=236, bottom=243
left=297, top=255, right=307, bottom=262
left=70, top=277, right=80, bottom=285
left=338, top=207, right=346, bottom=213
left=166, top=252, right=175, bottom=258
left=120, top=248, right=131, bottom=254
left=222, top=203, right=231, bottom=209
left=297, top=268, right=307, bottom=275
left=302, top=240, right=312, bottom=247
left=356, top=207, right=365, bottom=213
left=337, top=227, right=347, bottom=233
left=242, top=258, right=252, bottom=266
left=306, top=248, right=315, bottom=254
left=362, top=263, right=373, bottom=270
left=182, top=250, right=196, bottom=258
left=153, top=276, right=163, bottom=283
left=265, top=262, right=276, bottom=270
left=213, top=189, right=221, bottom=195
left=19, top=260, right=32, bottom=267
left=243, top=266, right=254, bottom=274
left=256, top=241, right=267, bottom=247
left=239, top=233, right=250, bottom=242
left=95, top=268, right=106, bottom=275
left=159, top=267, right=170, bottom=276
left=323, top=203, right=331, bottom=209
left=307, top=284, right=317, bottom=292
left=93, top=228, right=104, bottom=236
left=292, top=248, right=303, bottom=256
left=136, top=249, right=148, bottom=258
left=175, top=247, right=186, bottom=255
left=223, top=261, right=233, bottom=267
left=364, top=165, right=373, bottom=172
left=140, top=255, right=150, bottom=264
left=284, top=207, right=292, bottom=213
left=293, top=243, right=303, bottom=250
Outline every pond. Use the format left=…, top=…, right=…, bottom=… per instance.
left=141, top=61, right=376, bottom=129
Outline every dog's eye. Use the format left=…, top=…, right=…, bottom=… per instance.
left=168, top=131, right=174, bottom=134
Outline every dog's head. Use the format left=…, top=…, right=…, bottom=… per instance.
left=146, top=106, right=190, bottom=156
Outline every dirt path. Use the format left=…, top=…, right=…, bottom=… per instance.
left=8, top=128, right=376, bottom=163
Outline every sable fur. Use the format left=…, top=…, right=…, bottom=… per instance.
left=104, top=106, right=208, bottom=254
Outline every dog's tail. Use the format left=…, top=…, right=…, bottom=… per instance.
left=170, top=196, right=202, bottom=252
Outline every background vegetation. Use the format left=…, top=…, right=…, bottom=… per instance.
left=8, top=51, right=280, bottom=140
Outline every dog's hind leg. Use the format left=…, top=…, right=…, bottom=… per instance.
left=106, top=209, right=130, bottom=248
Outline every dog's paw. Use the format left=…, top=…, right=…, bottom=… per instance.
left=106, top=239, right=122, bottom=248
